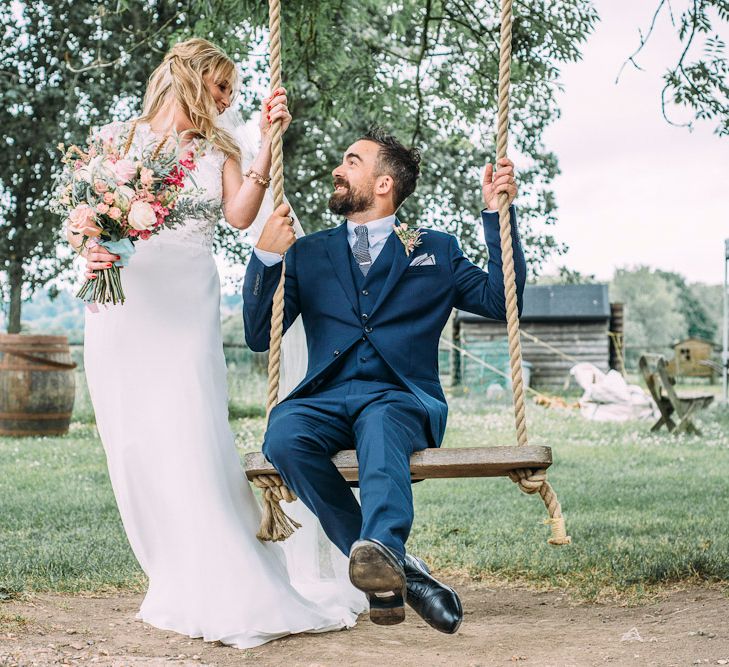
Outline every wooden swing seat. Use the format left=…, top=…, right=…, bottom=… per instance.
left=244, top=445, right=552, bottom=483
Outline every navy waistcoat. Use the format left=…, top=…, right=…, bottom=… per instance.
left=318, top=235, right=401, bottom=389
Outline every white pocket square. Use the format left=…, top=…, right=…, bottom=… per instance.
left=409, top=253, right=436, bottom=267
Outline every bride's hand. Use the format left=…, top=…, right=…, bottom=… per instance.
left=260, top=88, right=292, bottom=140
left=84, top=246, right=121, bottom=280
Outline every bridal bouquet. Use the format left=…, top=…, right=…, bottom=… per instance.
left=52, top=122, right=202, bottom=305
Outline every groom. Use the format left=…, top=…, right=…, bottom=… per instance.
left=243, top=128, right=525, bottom=632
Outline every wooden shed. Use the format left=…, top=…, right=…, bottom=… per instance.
left=666, top=337, right=716, bottom=380
left=453, top=284, right=615, bottom=390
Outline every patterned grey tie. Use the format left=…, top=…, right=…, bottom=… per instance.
left=353, top=225, right=372, bottom=276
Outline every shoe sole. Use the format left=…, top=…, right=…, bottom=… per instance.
left=350, top=541, right=406, bottom=626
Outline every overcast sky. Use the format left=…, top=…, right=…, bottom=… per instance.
left=540, top=0, right=728, bottom=285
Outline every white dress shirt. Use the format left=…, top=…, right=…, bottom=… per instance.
left=253, top=214, right=398, bottom=267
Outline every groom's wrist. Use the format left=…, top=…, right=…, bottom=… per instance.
left=253, top=246, right=284, bottom=267
left=481, top=205, right=518, bottom=245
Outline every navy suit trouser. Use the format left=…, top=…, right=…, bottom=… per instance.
left=263, top=380, right=429, bottom=561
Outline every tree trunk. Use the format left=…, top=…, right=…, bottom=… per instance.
left=6, top=259, right=23, bottom=334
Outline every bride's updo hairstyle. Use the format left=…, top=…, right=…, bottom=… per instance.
left=140, top=38, right=241, bottom=160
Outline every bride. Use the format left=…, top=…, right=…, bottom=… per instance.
left=66, top=37, right=365, bottom=648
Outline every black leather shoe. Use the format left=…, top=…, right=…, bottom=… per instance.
left=349, top=539, right=407, bottom=626
left=404, top=554, right=463, bottom=634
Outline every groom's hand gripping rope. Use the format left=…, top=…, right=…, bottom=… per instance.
left=483, top=157, right=517, bottom=211
left=255, top=203, right=296, bottom=256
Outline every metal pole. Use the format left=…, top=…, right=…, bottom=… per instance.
left=722, top=239, right=729, bottom=404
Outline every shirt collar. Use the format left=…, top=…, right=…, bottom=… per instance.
left=346, top=214, right=397, bottom=247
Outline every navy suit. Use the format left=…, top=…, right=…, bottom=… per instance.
left=243, top=207, right=526, bottom=560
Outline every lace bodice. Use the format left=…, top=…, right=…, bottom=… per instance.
left=101, top=120, right=225, bottom=251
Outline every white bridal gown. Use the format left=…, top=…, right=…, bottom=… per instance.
left=84, top=121, right=365, bottom=649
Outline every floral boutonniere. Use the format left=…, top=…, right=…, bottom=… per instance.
left=393, top=223, right=426, bottom=257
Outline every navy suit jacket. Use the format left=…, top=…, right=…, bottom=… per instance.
left=243, top=207, right=526, bottom=447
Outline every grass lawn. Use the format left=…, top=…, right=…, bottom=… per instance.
left=1, top=371, right=728, bottom=602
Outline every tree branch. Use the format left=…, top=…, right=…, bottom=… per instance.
left=65, top=12, right=181, bottom=73
left=616, top=0, right=669, bottom=84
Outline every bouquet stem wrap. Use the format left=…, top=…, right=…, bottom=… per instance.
left=76, top=239, right=136, bottom=305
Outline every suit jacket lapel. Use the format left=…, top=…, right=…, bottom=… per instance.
left=369, top=218, right=411, bottom=318
left=325, top=221, right=359, bottom=316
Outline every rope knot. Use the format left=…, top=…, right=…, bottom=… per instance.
left=252, top=473, right=301, bottom=542
left=508, top=467, right=547, bottom=494
left=509, top=468, right=571, bottom=546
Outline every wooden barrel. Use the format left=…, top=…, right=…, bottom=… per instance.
left=0, top=334, right=77, bottom=437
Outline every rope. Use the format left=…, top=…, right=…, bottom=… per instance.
left=519, top=329, right=582, bottom=365
left=496, top=0, right=527, bottom=447
left=496, top=0, right=570, bottom=545
left=252, top=474, right=301, bottom=542
left=438, top=336, right=573, bottom=406
left=254, top=0, right=301, bottom=542
left=265, top=0, right=287, bottom=421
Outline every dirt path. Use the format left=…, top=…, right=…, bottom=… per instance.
left=1, top=583, right=728, bottom=667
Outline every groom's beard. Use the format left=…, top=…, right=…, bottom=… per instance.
left=328, top=180, right=375, bottom=216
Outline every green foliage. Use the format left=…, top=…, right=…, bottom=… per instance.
left=689, top=281, right=724, bottom=340
left=656, top=269, right=717, bottom=342
left=622, top=0, right=729, bottom=136
left=610, top=266, right=723, bottom=366
left=1, top=0, right=599, bottom=330
left=610, top=266, right=689, bottom=363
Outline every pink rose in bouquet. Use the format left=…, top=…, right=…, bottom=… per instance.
left=110, top=158, right=138, bottom=184
left=52, top=121, right=205, bottom=305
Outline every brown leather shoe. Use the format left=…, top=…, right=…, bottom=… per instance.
left=349, top=539, right=406, bottom=626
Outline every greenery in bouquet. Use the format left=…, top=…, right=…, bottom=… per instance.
left=51, top=122, right=205, bottom=305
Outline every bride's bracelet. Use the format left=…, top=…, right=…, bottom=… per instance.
left=244, top=169, right=271, bottom=188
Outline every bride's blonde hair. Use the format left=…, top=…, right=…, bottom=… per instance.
left=140, top=38, right=241, bottom=160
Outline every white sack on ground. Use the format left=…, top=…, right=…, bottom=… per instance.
left=570, top=363, right=659, bottom=422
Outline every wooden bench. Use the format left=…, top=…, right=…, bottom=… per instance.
left=638, top=354, right=714, bottom=435
left=245, top=445, right=553, bottom=483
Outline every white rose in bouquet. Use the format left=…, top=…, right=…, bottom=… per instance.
left=127, top=200, right=157, bottom=230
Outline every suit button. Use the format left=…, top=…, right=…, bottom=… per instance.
left=361, top=313, right=368, bottom=320
left=361, top=289, right=369, bottom=296
left=365, top=326, right=373, bottom=333
left=333, top=350, right=340, bottom=356
left=360, top=357, right=367, bottom=363
left=361, top=335, right=367, bottom=341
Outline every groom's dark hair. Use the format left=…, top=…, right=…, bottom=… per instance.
left=360, top=127, right=421, bottom=209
